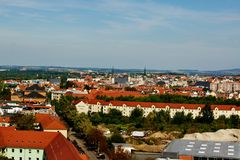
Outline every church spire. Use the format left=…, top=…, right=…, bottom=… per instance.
left=144, top=66, right=146, bottom=76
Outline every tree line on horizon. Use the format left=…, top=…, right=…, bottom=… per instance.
left=96, top=94, right=240, bottom=106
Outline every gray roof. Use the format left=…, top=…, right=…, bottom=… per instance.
left=164, top=139, right=240, bottom=159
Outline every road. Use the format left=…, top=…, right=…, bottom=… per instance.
left=69, top=132, right=98, bottom=160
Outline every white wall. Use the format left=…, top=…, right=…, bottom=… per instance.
left=5, top=148, right=44, bottom=160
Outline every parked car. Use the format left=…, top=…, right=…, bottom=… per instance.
left=97, top=153, right=105, bottom=159
left=87, top=145, right=97, bottom=151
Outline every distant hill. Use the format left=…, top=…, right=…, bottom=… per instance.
left=0, top=65, right=240, bottom=76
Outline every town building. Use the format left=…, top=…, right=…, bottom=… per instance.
left=35, top=113, right=68, bottom=138
left=0, top=116, right=10, bottom=127
left=112, top=143, right=136, bottom=153
left=0, top=127, right=88, bottom=160
left=75, top=100, right=240, bottom=119
left=11, top=84, right=47, bottom=103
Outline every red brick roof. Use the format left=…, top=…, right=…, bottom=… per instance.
left=35, top=114, right=67, bottom=130
left=0, top=127, right=88, bottom=160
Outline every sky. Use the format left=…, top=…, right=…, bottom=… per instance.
left=0, top=0, right=240, bottom=70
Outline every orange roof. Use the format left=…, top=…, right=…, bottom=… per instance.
left=0, top=117, right=10, bottom=123
left=35, top=114, right=67, bottom=130
left=0, top=127, right=88, bottom=160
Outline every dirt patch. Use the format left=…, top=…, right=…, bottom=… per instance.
left=127, top=131, right=179, bottom=152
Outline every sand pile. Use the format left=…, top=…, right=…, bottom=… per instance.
left=183, top=129, right=240, bottom=141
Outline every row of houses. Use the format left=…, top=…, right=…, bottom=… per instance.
left=75, top=100, right=240, bottom=119
left=0, top=103, right=54, bottom=116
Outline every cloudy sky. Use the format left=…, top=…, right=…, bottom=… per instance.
left=0, top=0, right=240, bottom=70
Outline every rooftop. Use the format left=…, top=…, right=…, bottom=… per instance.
left=35, top=114, right=67, bottom=130
left=164, top=139, right=240, bottom=159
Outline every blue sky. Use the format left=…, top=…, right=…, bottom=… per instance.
left=0, top=0, right=240, bottom=70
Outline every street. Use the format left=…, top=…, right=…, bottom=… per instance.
left=69, top=132, right=98, bottom=160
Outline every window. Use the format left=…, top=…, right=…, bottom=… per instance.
left=37, top=150, right=39, bottom=154
left=12, top=149, right=14, bottom=152
left=20, top=149, right=22, bottom=153
left=28, top=158, right=31, bottom=160
left=37, top=158, right=39, bottom=160
left=29, top=149, right=31, bottom=153
left=19, top=158, right=22, bottom=160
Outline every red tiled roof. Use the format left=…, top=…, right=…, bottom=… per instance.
left=0, top=127, right=88, bottom=160
left=0, top=128, right=57, bottom=149
left=35, top=114, right=67, bottom=130
left=85, top=99, right=239, bottom=111
left=211, top=105, right=237, bottom=111
left=45, top=133, right=88, bottom=160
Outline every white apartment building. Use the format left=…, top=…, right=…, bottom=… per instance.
left=76, top=100, right=240, bottom=119
left=210, top=81, right=240, bottom=93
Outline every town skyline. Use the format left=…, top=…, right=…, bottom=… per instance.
left=0, top=0, right=240, bottom=70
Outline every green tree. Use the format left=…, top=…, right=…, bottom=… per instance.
left=0, top=83, right=11, bottom=100
left=155, top=110, right=170, bottom=124
left=198, top=104, right=214, bottom=123
left=130, top=108, right=143, bottom=122
left=90, top=112, right=102, bottom=125
left=144, top=112, right=156, bottom=129
left=171, top=112, right=186, bottom=124
left=229, top=115, right=239, bottom=128
left=0, top=154, right=12, bottom=160
left=88, top=128, right=108, bottom=153
left=110, top=132, right=125, bottom=143
left=10, top=113, right=35, bottom=130
left=105, top=109, right=123, bottom=124
left=60, top=76, right=67, bottom=89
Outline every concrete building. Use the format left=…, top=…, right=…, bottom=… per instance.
left=51, top=90, right=66, bottom=101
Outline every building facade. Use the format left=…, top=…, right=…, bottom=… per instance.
left=0, top=127, right=88, bottom=160
left=76, top=100, right=240, bottom=119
